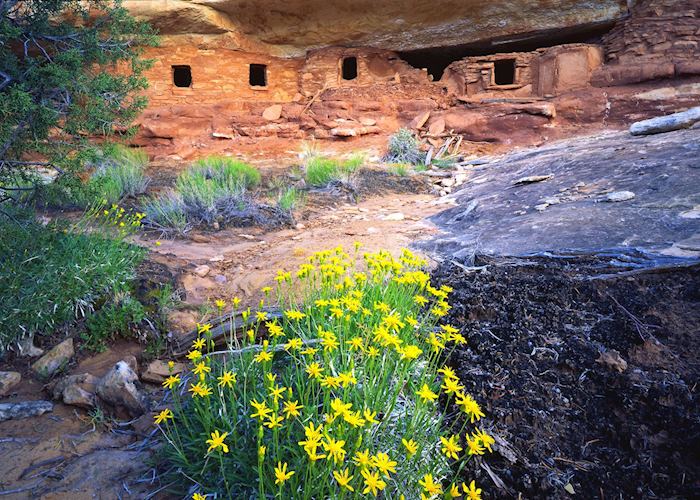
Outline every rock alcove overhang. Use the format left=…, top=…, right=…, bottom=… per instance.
left=124, top=0, right=628, bottom=55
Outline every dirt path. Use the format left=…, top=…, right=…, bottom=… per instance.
left=144, top=190, right=447, bottom=308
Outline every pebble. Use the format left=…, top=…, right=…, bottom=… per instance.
left=194, top=265, right=211, bottom=277
left=604, top=191, right=636, bottom=202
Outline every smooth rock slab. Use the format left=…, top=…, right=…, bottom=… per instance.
left=0, top=400, right=53, bottom=421
left=630, top=106, right=700, bottom=136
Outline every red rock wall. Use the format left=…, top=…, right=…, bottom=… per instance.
left=593, top=0, right=700, bottom=85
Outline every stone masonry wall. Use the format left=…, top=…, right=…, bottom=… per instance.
left=141, top=46, right=303, bottom=105
left=593, top=0, right=700, bottom=85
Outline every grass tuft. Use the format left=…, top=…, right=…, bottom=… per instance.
left=385, top=128, right=424, bottom=165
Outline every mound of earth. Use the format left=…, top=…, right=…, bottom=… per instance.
left=433, top=255, right=700, bottom=498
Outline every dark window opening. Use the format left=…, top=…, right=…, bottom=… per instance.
left=249, top=64, right=267, bottom=87
left=493, top=59, right=516, bottom=85
left=172, top=65, right=192, bottom=88
left=341, top=57, right=358, bottom=80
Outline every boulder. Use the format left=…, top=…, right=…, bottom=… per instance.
left=0, top=400, right=53, bottom=422
left=0, top=371, right=21, bottom=397
left=428, top=118, right=446, bottom=136
left=629, top=107, right=700, bottom=136
left=141, top=360, right=185, bottom=384
left=96, top=360, right=150, bottom=417
left=51, top=373, right=99, bottom=408
left=32, top=338, right=74, bottom=378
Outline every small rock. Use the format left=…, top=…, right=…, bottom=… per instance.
left=209, top=255, right=224, bottom=263
left=542, top=197, right=561, bottom=205
left=383, top=212, right=405, bottom=221
left=51, top=373, right=99, bottom=408
left=238, top=234, right=256, bottom=240
left=679, top=206, right=700, bottom=219
left=96, top=360, right=150, bottom=417
left=454, top=173, right=469, bottom=185
left=441, top=177, right=456, bottom=187
left=194, top=265, right=211, bottom=277
left=513, top=174, right=553, bottom=185
left=366, top=227, right=379, bottom=234
left=141, top=360, right=185, bottom=384
left=212, top=132, right=234, bottom=140
left=0, top=371, right=21, bottom=397
left=410, top=111, right=431, bottom=129
left=428, top=118, right=446, bottom=136
left=604, top=191, right=635, bottom=202
left=359, top=118, right=376, bottom=126
left=262, top=104, right=283, bottom=121
left=214, top=274, right=227, bottom=284
left=534, top=203, right=549, bottom=211
left=17, top=334, right=44, bottom=357
left=0, top=400, right=53, bottom=422
left=596, top=350, right=628, bottom=373
left=295, top=223, right=306, bottom=230
left=32, top=338, right=74, bottom=378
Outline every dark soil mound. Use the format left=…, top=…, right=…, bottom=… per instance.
left=433, top=255, right=700, bottom=499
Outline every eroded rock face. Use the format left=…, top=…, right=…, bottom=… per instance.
left=125, top=0, right=626, bottom=53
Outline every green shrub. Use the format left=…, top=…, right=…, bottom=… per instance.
left=87, top=145, right=150, bottom=204
left=305, top=157, right=340, bottom=187
left=191, top=156, right=261, bottom=189
left=391, top=163, right=409, bottom=177
left=304, top=154, right=362, bottom=188
left=385, top=128, right=424, bottom=165
left=156, top=247, right=492, bottom=499
left=143, top=191, right=190, bottom=234
left=0, top=214, right=146, bottom=352
left=83, top=294, right=146, bottom=351
left=277, top=187, right=305, bottom=212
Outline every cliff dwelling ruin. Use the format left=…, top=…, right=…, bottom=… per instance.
left=126, top=0, right=700, bottom=158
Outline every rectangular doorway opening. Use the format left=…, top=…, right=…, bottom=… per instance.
left=341, top=57, right=358, bottom=80
left=493, top=59, right=516, bottom=85
left=172, top=65, right=192, bottom=87
left=249, top=64, right=267, bottom=87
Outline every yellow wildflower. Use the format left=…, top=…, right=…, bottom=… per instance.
left=463, top=480, right=482, bottom=500
left=193, top=361, right=211, bottom=376
left=466, top=434, right=485, bottom=456
left=346, top=336, right=364, bottom=350
left=371, top=452, right=397, bottom=476
left=322, top=436, right=346, bottom=464
left=255, top=311, right=268, bottom=321
left=192, top=337, right=206, bottom=350
left=363, top=408, right=378, bottom=425
left=473, top=428, right=495, bottom=453
left=416, top=383, right=438, bottom=403
left=197, top=323, right=212, bottom=335
left=333, top=468, right=354, bottom=492
left=361, top=468, right=386, bottom=496
left=261, top=286, right=272, bottom=295
left=154, top=408, right=174, bottom=425
left=162, top=374, right=180, bottom=390
left=419, top=473, right=443, bottom=496
left=441, top=434, right=463, bottom=460
left=205, top=430, right=229, bottom=453
left=283, top=400, right=303, bottom=418
left=266, top=321, right=284, bottom=338
left=284, top=337, right=303, bottom=351
left=188, top=381, right=212, bottom=398
left=264, top=414, right=284, bottom=429
left=250, top=399, right=273, bottom=421
left=414, top=294, right=428, bottom=306
left=214, top=299, right=226, bottom=309
left=305, top=362, right=324, bottom=379
left=402, top=437, right=418, bottom=456
left=274, top=462, right=295, bottom=485
left=441, top=376, right=463, bottom=395
left=352, top=449, right=372, bottom=468
left=186, top=349, right=202, bottom=362
left=284, top=309, right=306, bottom=321
left=232, top=297, right=241, bottom=307
left=192, top=493, right=205, bottom=500
left=217, top=370, right=236, bottom=388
